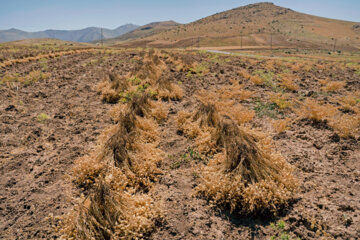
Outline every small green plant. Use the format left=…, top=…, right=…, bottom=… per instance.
left=187, top=62, right=209, bottom=77
left=37, top=113, right=49, bottom=123
left=89, top=59, right=98, bottom=65
left=192, top=171, right=200, bottom=178
left=277, top=220, right=285, bottom=229
left=147, top=89, right=158, bottom=98
left=0, top=73, right=19, bottom=85
left=270, top=220, right=295, bottom=240
left=187, top=147, right=204, bottom=162
left=39, top=58, right=48, bottom=71
left=170, top=160, right=184, bottom=169
left=169, top=148, right=203, bottom=169
left=254, top=100, right=279, bottom=118
left=128, top=76, right=142, bottom=85
left=254, top=70, right=281, bottom=92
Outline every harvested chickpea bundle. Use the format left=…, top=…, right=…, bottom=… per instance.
left=97, top=50, right=184, bottom=104
left=60, top=94, right=164, bottom=239
left=178, top=103, right=298, bottom=214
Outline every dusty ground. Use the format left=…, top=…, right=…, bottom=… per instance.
left=1, top=48, right=359, bottom=239
left=0, top=51, right=134, bottom=239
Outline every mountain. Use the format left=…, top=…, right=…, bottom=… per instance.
left=0, top=24, right=139, bottom=43
left=102, top=21, right=180, bottom=45
left=125, top=2, right=360, bottom=50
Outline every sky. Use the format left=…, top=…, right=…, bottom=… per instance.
left=0, top=0, right=359, bottom=31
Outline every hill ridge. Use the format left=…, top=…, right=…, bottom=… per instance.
left=0, top=24, right=139, bottom=43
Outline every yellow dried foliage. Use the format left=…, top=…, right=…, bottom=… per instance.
left=231, top=105, right=255, bottom=124
left=269, top=93, right=293, bottom=109
left=238, top=69, right=251, bottom=80
left=296, top=99, right=338, bottom=121
left=250, top=75, right=263, bottom=85
left=321, top=81, right=346, bottom=92
left=153, top=81, right=184, bottom=101
left=61, top=94, right=165, bottom=239
left=272, top=118, right=291, bottom=133
left=216, top=81, right=254, bottom=101
left=290, top=63, right=302, bottom=72
left=279, top=73, right=299, bottom=91
left=329, top=114, right=360, bottom=138
left=318, top=78, right=329, bottom=86
left=59, top=182, right=163, bottom=240
left=303, top=64, right=313, bottom=72
left=337, top=92, right=360, bottom=111
left=195, top=118, right=298, bottom=214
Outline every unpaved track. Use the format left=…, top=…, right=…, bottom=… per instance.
left=0, top=53, right=113, bottom=239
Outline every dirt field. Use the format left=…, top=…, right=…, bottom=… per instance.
left=1, top=47, right=359, bottom=239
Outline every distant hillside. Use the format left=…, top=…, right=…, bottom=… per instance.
left=0, top=24, right=139, bottom=43
left=128, top=2, right=360, bottom=50
left=103, top=21, right=180, bottom=45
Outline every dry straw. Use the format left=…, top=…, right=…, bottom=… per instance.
left=178, top=101, right=298, bottom=214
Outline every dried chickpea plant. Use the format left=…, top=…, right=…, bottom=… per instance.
left=60, top=94, right=165, bottom=239
left=177, top=102, right=298, bottom=214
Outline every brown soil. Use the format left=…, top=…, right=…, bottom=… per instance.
left=1, top=49, right=359, bottom=239
left=0, top=51, right=134, bottom=239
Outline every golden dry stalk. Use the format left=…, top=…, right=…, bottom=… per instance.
left=62, top=93, right=165, bottom=239
left=250, top=75, right=264, bottom=85
left=296, top=99, right=338, bottom=121
left=321, top=81, right=346, bottom=92
left=196, top=117, right=298, bottom=214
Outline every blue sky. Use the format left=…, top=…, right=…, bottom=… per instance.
left=0, top=0, right=359, bottom=31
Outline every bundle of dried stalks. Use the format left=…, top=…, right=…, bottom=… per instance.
left=177, top=103, right=298, bottom=214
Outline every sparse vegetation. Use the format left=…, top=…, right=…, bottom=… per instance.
left=296, top=99, right=338, bottom=121
left=321, top=81, right=346, bottom=92
left=37, top=113, right=49, bottom=123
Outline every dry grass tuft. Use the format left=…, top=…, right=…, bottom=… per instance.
left=296, top=99, right=338, bottom=121
left=193, top=103, right=220, bottom=128
left=231, top=105, right=255, bottom=124
left=279, top=73, right=299, bottom=91
left=290, top=63, right=302, bottom=72
left=216, top=81, right=254, bottom=101
left=328, top=114, right=360, bottom=138
left=177, top=103, right=220, bottom=154
left=272, top=118, right=291, bottom=133
left=238, top=69, right=251, bottom=80
left=269, top=93, right=293, bottom=109
left=250, top=75, right=264, bottom=85
left=97, top=73, right=129, bottom=103
left=321, top=81, right=346, bottom=92
left=337, top=92, right=360, bottom=111
left=318, top=78, right=329, bottom=86
left=151, top=77, right=184, bottom=101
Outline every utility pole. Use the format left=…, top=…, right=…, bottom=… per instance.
left=270, top=32, right=273, bottom=50
left=332, top=38, right=337, bottom=52
left=240, top=31, right=243, bottom=49
left=101, top=28, right=103, bottom=47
